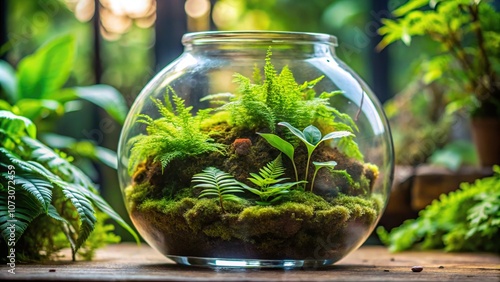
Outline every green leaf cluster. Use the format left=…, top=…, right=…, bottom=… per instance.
left=191, top=156, right=304, bottom=207
left=378, top=165, right=500, bottom=253
left=242, top=155, right=304, bottom=206
left=378, top=0, right=500, bottom=117
left=0, top=111, right=139, bottom=261
left=128, top=89, right=226, bottom=173
left=259, top=122, right=352, bottom=191
left=206, top=49, right=360, bottom=136
left=192, top=167, right=245, bottom=213
left=0, top=35, right=128, bottom=169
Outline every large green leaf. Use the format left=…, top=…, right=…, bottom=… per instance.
left=41, top=133, right=118, bottom=169
left=58, top=184, right=96, bottom=252
left=257, top=133, right=294, bottom=162
left=0, top=60, right=17, bottom=102
left=13, top=99, right=64, bottom=121
left=0, top=110, right=36, bottom=139
left=17, top=35, right=75, bottom=99
left=2, top=172, right=53, bottom=212
left=0, top=190, right=43, bottom=244
left=84, top=190, right=140, bottom=244
left=22, top=137, right=95, bottom=190
left=73, top=85, right=128, bottom=124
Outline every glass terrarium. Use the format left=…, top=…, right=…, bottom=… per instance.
left=118, top=31, right=394, bottom=268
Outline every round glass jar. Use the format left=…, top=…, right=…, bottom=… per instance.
left=118, top=31, right=394, bottom=268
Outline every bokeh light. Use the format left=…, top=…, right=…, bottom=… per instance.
left=64, top=0, right=156, bottom=40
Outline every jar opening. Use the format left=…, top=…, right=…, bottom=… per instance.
left=182, top=31, right=338, bottom=47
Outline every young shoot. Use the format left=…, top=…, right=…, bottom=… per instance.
left=311, top=161, right=337, bottom=192
left=259, top=122, right=352, bottom=192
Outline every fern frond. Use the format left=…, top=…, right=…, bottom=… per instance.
left=247, top=155, right=286, bottom=188
left=192, top=167, right=244, bottom=212
left=22, top=137, right=95, bottom=190
left=0, top=190, right=43, bottom=244
left=59, top=184, right=96, bottom=252
left=128, top=89, right=226, bottom=174
left=1, top=172, right=53, bottom=211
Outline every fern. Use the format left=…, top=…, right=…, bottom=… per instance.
left=0, top=190, right=43, bottom=246
left=378, top=165, right=500, bottom=253
left=192, top=167, right=245, bottom=213
left=201, top=51, right=363, bottom=160
left=7, top=173, right=52, bottom=211
left=242, top=155, right=304, bottom=205
left=0, top=111, right=139, bottom=261
left=128, top=88, right=226, bottom=173
left=247, top=154, right=287, bottom=188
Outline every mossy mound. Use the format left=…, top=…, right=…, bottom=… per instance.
left=127, top=188, right=382, bottom=260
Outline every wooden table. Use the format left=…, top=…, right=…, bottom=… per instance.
left=3, top=243, right=499, bottom=281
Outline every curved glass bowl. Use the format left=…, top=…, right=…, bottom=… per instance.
left=118, top=31, right=394, bottom=268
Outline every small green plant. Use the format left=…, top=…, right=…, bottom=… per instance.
left=259, top=122, right=352, bottom=191
left=192, top=167, right=245, bottom=213
left=378, top=165, right=500, bottom=253
left=377, top=0, right=500, bottom=118
left=0, top=111, right=139, bottom=262
left=128, top=89, right=226, bottom=173
left=241, top=155, right=304, bottom=205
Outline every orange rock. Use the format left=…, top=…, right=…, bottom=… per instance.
left=232, top=138, right=252, bottom=156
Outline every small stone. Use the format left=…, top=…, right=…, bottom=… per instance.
left=438, top=266, right=444, bottom=269
left=411, top=266, right=423, bottom=272
left=383, top=269, right=390, bottom=272
left=232, top=138, right=252, bottom=156
left=390, top=258, right=395, bottom=261
left=48, top=269, right=56, bottom=272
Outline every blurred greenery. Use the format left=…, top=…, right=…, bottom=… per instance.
left=2, top=0, right=154, bottom=241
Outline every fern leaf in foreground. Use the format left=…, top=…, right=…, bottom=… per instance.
left=192, top=167, right=244, bottom=213
left=0, top=191, right=43, bottom=245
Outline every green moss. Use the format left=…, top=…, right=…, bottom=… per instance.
left=184, top=198, right=222, bottom=232
left=237, top=202, right=314, bottom=238
left=312, top=206, right=351, bottom=231
left=287, top=189, right=330, bottom=210
left=331, top=194, right=378, bottom=224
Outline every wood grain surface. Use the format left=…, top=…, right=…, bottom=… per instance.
left=2, top=243, right=499, bottom=281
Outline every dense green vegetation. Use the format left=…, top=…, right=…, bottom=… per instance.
left=0, top=111, right=138, bottom=262
left=378, top=166, right=500, bottom=253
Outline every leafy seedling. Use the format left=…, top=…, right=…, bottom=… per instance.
left=311, top=161, right=337, bottom=192
left=278, top=122, right=352, bottom=191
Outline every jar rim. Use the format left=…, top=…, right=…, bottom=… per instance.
left=182, top=31, right=338, bottom=47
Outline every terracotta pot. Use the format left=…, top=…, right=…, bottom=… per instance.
left=471, top=118, right=500, bottom=166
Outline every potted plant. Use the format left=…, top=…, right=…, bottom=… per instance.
left=378, top=0, right=500, bottom=166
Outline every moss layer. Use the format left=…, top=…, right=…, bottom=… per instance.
left=128, top=188, right=381, bottom=260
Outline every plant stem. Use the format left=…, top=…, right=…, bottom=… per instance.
left=310, top=167, right=320, bottom=193
left=469, top=3, right=493, bottom=99
left=305, top=153, right=312, bottom=191
left=292, top=161, right=299, bottom=183
left=219, top=194, right=225, bottom=213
